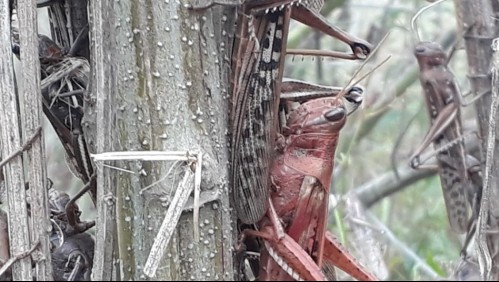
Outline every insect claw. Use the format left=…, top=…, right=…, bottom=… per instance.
left=346, top=87, right=363, bottom=102
left=410, top=157, right=420, bottom=169
left=352, top=42, right=371, bottom=59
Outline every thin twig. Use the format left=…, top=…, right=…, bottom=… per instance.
left=143, top=162, right=196, bottom=278
left=0, top=127, right=41, bottom=170
left=139, top=161, right=181, bottom=194
left=193, top=152, right=203, bottom=243
left=91, top=151, right=198, bottom=162
left=365, top=212, right=442, bottom=279
left=410, top=0, right=449, bottom=42
left=0, top=240, right=39, bottom=278
left=390, top=103, right=424, bottom=180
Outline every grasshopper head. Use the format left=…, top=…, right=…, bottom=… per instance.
left=414, top=41, right=447, bottom=68
left=286, top=98, right=347, bottom=134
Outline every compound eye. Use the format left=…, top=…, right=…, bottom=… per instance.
left=415, top=45, right=426, bottom=53
left=324, top=108, right=346, bottom=122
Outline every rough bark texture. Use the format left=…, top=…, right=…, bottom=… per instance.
left=17, top=0, right=53, bottom=280
left=453, top=0, right=499, bottom=280
left=86, top=0, right=235, bottom=280
left=86, top=1, right=115, bottom=280
left=0, top=0, right=32, bottom=280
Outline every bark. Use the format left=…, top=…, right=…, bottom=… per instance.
left=17, top=0, right=52, bottom=280
left=86, top=0, right=235, bottom=280
left=453, top=0, right=499, bottom=280
left=0, top=0, right=32, bottom=280
left=0, top=210, right=9, bottom=279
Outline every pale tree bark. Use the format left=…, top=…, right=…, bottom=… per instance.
left=454, top=0, right=499, bottom=280
left=0, top=1, right=32, bottom=279
left=17, top=0, right=52, bottom=280
left=0, top=0, right=53, bottom=280
left=86, top=0, right=236, bottom=280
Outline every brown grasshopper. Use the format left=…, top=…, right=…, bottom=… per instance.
left=409, top=1, right=485, bottom=234
left=191, top=0, right=372, bottom=224
left=410, top=41, right=471, bottom=233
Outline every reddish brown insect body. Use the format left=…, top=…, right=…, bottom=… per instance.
left=262, top=97, right=344, bottom=280
left=246, top=95, right=377, bottom=281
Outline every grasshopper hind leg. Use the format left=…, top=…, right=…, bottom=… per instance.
left=439, top=158, right=470, bottom=234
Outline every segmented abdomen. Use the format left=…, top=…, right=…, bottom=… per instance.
left=435, top=120, right=469, bottom=234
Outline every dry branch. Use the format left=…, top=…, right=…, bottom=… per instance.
left=17, top=0, right=53, bottom=279
left=87, top=0, right=115, bottom=279
left=355, top=133, right=480, bottom=208
left=0, top=0, right=32, bottom=279
left=453, top=0, right=498, bottom=279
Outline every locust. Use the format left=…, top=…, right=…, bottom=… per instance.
left=410, top=41, right=471, bottom=233
left=191, top=0, right=372, bottom=224
left=240, top=85, right=377, bottom=281
left=0, top=180, right=93, bottom=280
left=51, top=232, right=94, bottom=281
left=190, top=1, right=373, bottom=278
left=409, top=1, right=485, bottom=234
left=48, top=182, right=94, bottom=281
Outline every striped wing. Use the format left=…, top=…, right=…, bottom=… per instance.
left=231, top=7, right=291, bottom=224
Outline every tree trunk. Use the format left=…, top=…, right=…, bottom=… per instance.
left=454, top=0, right=499, bottom=280
left=86, top=1, right=236, bottom=280
left=0, top=1, right=53, bottom=280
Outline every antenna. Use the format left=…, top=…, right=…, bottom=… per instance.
left=411, top=0, right=449, bottom=42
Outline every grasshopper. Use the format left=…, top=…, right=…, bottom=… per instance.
left=410, top=41, right=471, bottom=233
left=191, top=0, right=372, bottom=224
left=51, top=232, right=94, bottom=281
left=48, top=182, right=94, bottom=281
left=241, top=85, right=377, bottom=281
left=409, top=1, right=485, bottom=234
left=0, top=181, right=93, bottom=280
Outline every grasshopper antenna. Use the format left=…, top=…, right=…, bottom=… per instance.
left=411, top=0, right=449, bottom=43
